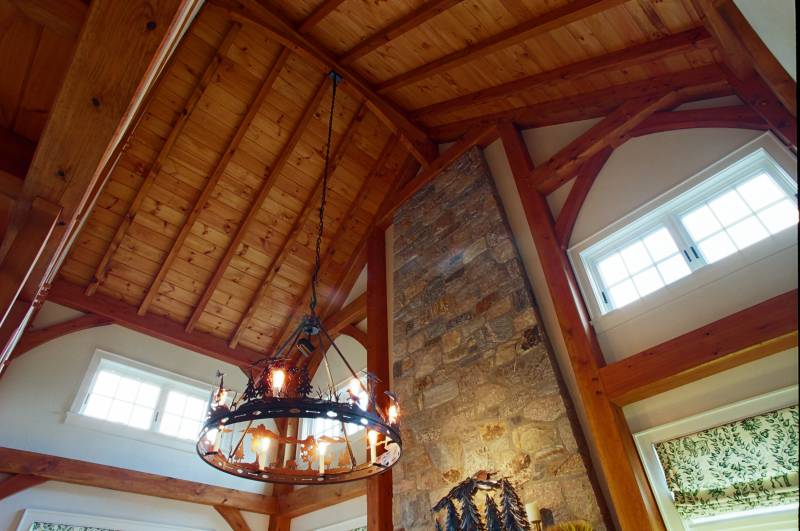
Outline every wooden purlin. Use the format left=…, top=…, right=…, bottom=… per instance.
left=227, top=103, right=368, bottom=348
left=136, top=47, right=297, bottom=317
left=84, top=22, right=243, bottom=297
left=297, top=0, right=347, bottom=34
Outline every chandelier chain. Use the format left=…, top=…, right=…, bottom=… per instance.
left=310, top=72, right=340, bottom=314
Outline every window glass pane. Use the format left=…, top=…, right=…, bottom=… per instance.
left=708, top=190, right=750, bottom=226
left=129, top=405, right=153, bottom=430
left=164, top=391, right=186, bottom=414
left=726, top=216, right=769, bottom=249
left=698, top=232, right=737, bottom=263
left=92, top=371, right=120, bottom=397
left=183, top=396, right=206, bottom=420
left=598, top=253, right=628, bottom=286
left=682, top=205, right=722, bottom=241
left=136, top=383, right=160, bottom=408
left=657, top=254, right=691, bottom=284
left=757, top=199, right=798, bottom=234
left=620, top=241, right=652, bottom=274
left=643, top=228, right=679, bottom=262
left=107, top=400, right=133, bottom=424
left=159, top=413, right=182, bottom=436
left=736, top=173, right=785, bottom=210
left=609, top=279, right=639, bottom=308
left=632, top=267, right=664, bottom=296
left=115, top=377, right=139, bottom=402
left=84, top=394, right=112, bottom=419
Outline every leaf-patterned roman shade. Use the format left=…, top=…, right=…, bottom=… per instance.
left=655, top=405, right=799, bottom=519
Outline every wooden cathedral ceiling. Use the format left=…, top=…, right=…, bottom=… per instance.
left=47, top=0, right=726, bottom=361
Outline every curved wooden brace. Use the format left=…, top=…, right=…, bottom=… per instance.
left=11, top=313, right=113, bottom=361
left=631, top=105, right=769, bottom=137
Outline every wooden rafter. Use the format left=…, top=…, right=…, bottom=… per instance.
left=0, top=446, right=275, bottom=513
left=215, top=506, right=252, bottom=531
left=726, top=71, right=797, bottom=149
left=0, top=127, right=36, bottom=181
left=183, top=49, right=311, bottom=334
left=297, top=0, right=347, bottom=34
left=85, top=22, right=243, bottom=297
left=630, top=105, right=768, bottom=137
left=553, top=146, right=613, bottom=248
left=272, top=138, right=408, bottom=362
left=411, top=28, right=714, bottom=120
left=322, top=293, right=366, bottom=337
left=377, top=124, right=500, bottom=227
left=227, top=99, right=365, bottom=348
left=375, top=0, right=630, bottom=93
left=530, top=91, right=685, bottom=194
left=213, top=0, right=437, bottom=167
left=427, top=65, right=729, bottom=142
left=600, top=290, right=799, bottom=406
left=10, top=0, right=87, bottom=38
left=11, top=313, right=113, bottom=360
left=498, top=124, right=664, bottom=529
left=48, top=281, right=263, bottom=367
left=137, top=47, right=296, bottom=317
left=0, top=474, right=46, bottom=500
left=338, top=0, right=464, bottom=66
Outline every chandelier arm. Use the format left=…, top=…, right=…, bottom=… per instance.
left=318, top=346, right=358, bottom=469
left=319, top=324, right=365, bottom=393
left=228, top=419, right=253, bottom=460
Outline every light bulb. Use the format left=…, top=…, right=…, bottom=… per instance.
left=254, top=437, right=270, bottom=470
left=205, top=428, right=221, bottom=452
left=349, top=378, right=361, bottom=396
left=271, top=369, right=286, bottom=395
left=368, top=430, right=379, bottom=463
left=388, top=404, right=399, bottom=424
left=318, top=441, right=330, bottom=475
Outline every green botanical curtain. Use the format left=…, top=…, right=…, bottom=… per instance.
left=655, top=405, right=799, bottom=519
left=30, top=524, right=116, bottom=531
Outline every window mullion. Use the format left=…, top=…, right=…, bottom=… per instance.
left=664, top=213, right=706, bottom=271
left=152, top=384, right=170, bottom=432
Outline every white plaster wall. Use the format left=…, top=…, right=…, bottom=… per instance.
left=0, top=481, right=266, bottom=531
left=734, top=0, right=796, bottom=80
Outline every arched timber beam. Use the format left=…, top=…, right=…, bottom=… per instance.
left=11, top=314, right=113, bottom=360
left=631, top=106, right=769, bottom=137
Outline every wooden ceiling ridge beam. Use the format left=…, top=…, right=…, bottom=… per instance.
left=428, top=64, right=729, bottom=142
left=375, top=0, right=630, bottom=94
left=600, top=289, right=799, bottom=406
left=338, top=0, right=465, bottom=66
left=136, top=46, right=295, bottom=317
left=227, top=102, right=368, bottom=349
left=48, top=280, right=263, bottom=367
left=11, top=313, right=113, bottom=361
left=0, top=473, right=47, bottom=500
left=182, top=48, right=308, bottom=334
left=0, top=446, right=276, bottom=514
left=273, top=135, right=404, bottom=364
left=297, top=0, right=347, bottom=34
left=275, top=480, right=366, bottom=519
left=212, top=0, right=437, bottom=168
left=85, top=23, right=244, bottom=297
left=411, top=27, right=714, bottom=120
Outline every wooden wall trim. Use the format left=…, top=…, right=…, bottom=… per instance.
left=600, top=290, right=799, bottom=406
left=0, top=447, right=276, bottom=514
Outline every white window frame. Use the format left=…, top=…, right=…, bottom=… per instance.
left=66, top=349, right=214, bottom=453
left=633, top=385, right=799, bottom=530
left=569, top=133, right=798, bottom=330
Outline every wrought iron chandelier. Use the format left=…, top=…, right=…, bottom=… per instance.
left=196, top=72, right=402, bottom=484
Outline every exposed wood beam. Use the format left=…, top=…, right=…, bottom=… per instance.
left=427, top=65, right=729, bottom=142
left=600, top=290, right=799, bottom=406
left=630, top=105, right=768, bottom=137
left=411, top=28, right=714, bottom=120
left=0, top=447, right=275, bottom=514
left=275, top=480, right=366, bottom=519
left=10, top=313, right=112, bottom=361
left=213, top=0, right=437, bottom=168
left=338, top=0, right=464, bottom=66
left=0, top=127, right=36, bottom=181
left=693, top=0, right=796, bottom=116
left=10, top=0, right=87, bottom=38
left=322, top=293, right=366, bottom=337
left=48, top=281, right=263, bottom=367
left=85, top=23, right=243, bottom=297
left=499, top=124, right=664, bottom=529
left=553, top=146, right=613, bottom=249
left=377, top=125, right=500, bottom=227
left=530, top=91, right=683, bottom=194
left=341, top=324, right=367, bottom=347
left=376, top=0, right=629, bottom=93
left=0, top=0, right=201, bottom=360
left=215, top=506, right=252, bottom=531
left=297, top=0, right=347, bottom=34
left=726, top=71, right=797, bottom=149
left=0, top=474, right=46, bottom=500
left=366, top=228, right=392, bottom=530
left=183, top=49, right=294, bottom=333
left=227, top=101, right=365, bottom=348
left=137, top=46, right=295, bottom=317
left=0, top=198, right=61, bottom=334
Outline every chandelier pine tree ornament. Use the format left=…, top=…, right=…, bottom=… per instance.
left=196, top=72, right=402, bottom=484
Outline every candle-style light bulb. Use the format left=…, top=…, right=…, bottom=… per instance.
left=205, top=428, right=221, bottom=452
left=318, top=441, right=330, bottom=475
left=255, top=437, right=270, bottom=470
left=388, top=404, right=399, bottom=425
left=271, top=369, right=286, bottom=396
left=368, top=430, right=378, bottom=463
left=525, top=502, right=541, bottom=523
